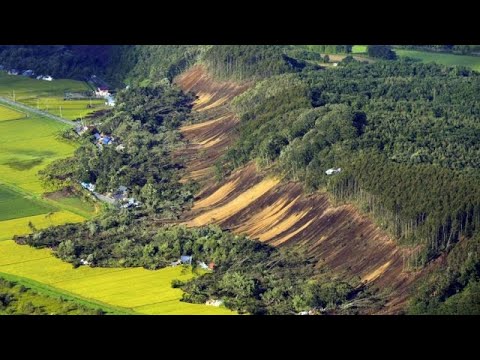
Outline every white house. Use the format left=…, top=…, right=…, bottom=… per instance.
left=8, top=69, right=19, bottom=75
left=325, top=168, right=342, bottom=175
left=332, top=62, right=339, bottom=67
left=80, top=182, right=96, bottom=192
left=42, top=75, right=53, bottom=81
left=198, top=261, right=209, bottom=270
left=95, top=87, right=110, bottom=98
left=206, top=299, right=224, bottom=307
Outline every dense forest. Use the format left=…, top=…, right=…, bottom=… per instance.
left=0, top=44, right=342, bottom=85
left=220, top=59, right=480, bottom=270
left=0, top=45, right=112, bottom=80
left=0, top=277, right=103, bottom=315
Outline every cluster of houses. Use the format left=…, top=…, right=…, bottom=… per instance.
left=170, top=256, right=216, bottom=271
left=1, top=66, right=53, bottom=81
left=74, top=124, right=121, bottom=150
left=80, top=182, right=140, bottom=209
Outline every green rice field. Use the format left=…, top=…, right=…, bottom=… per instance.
left=394, top=49, right=480, bottom=72
left=0, top=185, right=55, bottom=221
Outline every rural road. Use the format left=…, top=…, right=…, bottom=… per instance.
left=0, top=96, right=76, bottom=126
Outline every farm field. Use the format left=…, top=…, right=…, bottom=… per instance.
left=0, top=185, right=55, bottom=221
left=46, top=193, right=96, bottom=216
left=0, top=104, right=25, bottom=122
left=0, top=211, right=85, bottom=241
left=0, top=275, right=107, bottom=315
left=0, top=115, right=75, bottom=194
left=352, top=45, right=367, bottom=54
left=0, top=71, right=106, bottom=120
left=0, top=241, right=235, bottom=315
left=394, top=49, right=480, bottom=71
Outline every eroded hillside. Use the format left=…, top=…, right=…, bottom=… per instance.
left=174, top=65, right=422, bottom=314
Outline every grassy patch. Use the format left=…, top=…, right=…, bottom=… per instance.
left=0, top=185, right=55, bottom=221
left=0, top=104, right=25, bottom=122
left=352, top=45, right=367, bottom=54
left=44, top=192, right=96, bottom=218
left=395, top=49, right=480, bottom=71
left=0, top=116, right=75, bottom=194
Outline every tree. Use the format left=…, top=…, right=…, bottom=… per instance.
left=367, top=45, right=397, bottom=60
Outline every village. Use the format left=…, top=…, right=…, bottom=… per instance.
left=1, top=66, right=116, bottom=108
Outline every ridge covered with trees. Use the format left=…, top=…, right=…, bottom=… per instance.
left=220, top=59, right=480, bottom=272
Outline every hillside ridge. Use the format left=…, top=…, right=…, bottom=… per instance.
left=174, top=65, right=422, bottom=314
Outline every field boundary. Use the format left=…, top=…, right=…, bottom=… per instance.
left=0, top=271, right=135, bottom=315
left=0, top=96, right=75, bottom=126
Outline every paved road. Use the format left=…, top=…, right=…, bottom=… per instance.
left=0, top=96, right=76, bottom=127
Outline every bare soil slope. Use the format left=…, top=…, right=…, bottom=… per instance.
left=174, top=65, right=421, bottom=313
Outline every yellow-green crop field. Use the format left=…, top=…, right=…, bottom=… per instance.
left=0, top=114, right=76, bottom=194
left=0, top=241, right=234, bottom=314
left=0, top=211, right=85, bottom=241
left=0, top=71, right=107, bottom=120
left=0, top=104, right=25, bottom=122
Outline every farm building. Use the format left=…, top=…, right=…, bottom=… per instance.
left=75, top=124, right=96, bottom=136
left=101, top=136, right=113, bottom=145
left=170, top=259, right=182, bottom=267
left=22, top=69, right=35, bottom=77
left=8, top=69, right=19, bottom=75
left=95, top=86, right=110, bottom=98
left=181, top=255, right=192, bottom=265
left=333, top=62, right=339, bottom=67
left=121, top=198, right=140, bottom=208
left=198, top=261, right=209, bottom=270
left=325, top=168, right=342, bottom=175
left=80, top=182, right=96, bottom=192
left=206, top=299, right=224, bottom=307
left=93, top=132, right=114, bottom=146
left=42, top=75, right=53, bottom=81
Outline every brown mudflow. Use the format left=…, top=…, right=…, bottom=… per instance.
left=174, top=65, right=423, bottom=314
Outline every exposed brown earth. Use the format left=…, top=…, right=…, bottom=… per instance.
left=174, top=65, right=422, bottom=314
left=173, top=65, right=250, bottom=183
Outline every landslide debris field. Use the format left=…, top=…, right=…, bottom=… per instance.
left=174, top=65, right=422, bottom=313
